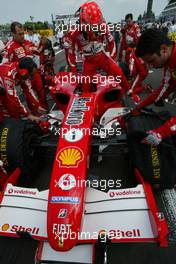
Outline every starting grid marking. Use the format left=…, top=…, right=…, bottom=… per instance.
left=55, top=49, right=64, bottom=55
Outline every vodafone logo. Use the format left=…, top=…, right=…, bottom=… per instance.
left=7, top=188, right=37, bottom=196
left=64, top=129, right=83, bottom=143
left=109, top=189, right=141, bottom=198
left=55, top=174, right=76, bottom=191
left=8, top=189, right=13, bottom=194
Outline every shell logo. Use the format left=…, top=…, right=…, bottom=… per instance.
left=57, top=147, right=83, bottom=167
left=1, top=223, right=10, bottom=231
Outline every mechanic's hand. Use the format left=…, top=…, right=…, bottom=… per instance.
left=38, top=106, right=47, bottom=115
left=127, top=90, right=141, bottom=104
left=130, top=93, right=141, bottom=104
left=65, top=65, right=69, bottom=72
left=28, top=114, right=41, bottom=123
left=141, top=131, right=162, bottom=146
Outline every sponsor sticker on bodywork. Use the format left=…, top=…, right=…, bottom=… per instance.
left=56, top=147, right=83, bottom=167
left=51, top=196, right=80, bottom=204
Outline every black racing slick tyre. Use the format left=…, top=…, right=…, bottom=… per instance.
left=0, top=118, right=41, bottom=183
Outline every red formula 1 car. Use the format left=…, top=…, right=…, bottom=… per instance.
left=0, top=71, right=175, bottom=264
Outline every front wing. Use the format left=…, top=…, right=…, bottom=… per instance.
left=0, top=172, right=168, bottom=263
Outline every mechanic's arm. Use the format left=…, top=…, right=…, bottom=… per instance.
left=67, top=51, right=77, bottom=73
left=65, top=34, right=77, bottom=73
left=129, top=58, right=148, bottom=94
left=127, top=49, right=136, bottom=77
left=134, top=71, right=173, bottom=111
left=29, top=39, right=44, bottom=55
left=106, top=27, right=117, bottom=60
left=1, top=44, right=13, bottom=62
left=5, top=79, right=29, bottom=116
left=135, top=57, right=148, bottom=80
left=133, top=65, right=175, bottom=113
left=30, top=71, right=48, bottom=110
left=21, top=79, right=46, bottom=114
left=142, top=116, right=176, bottom=145
left=5, top=80, right=39, bottom=121
left=135, top=87, right=163, bottom=109
left=134, top=25, right=141, bottom=46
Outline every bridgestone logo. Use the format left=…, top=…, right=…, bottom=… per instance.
left=0, top=128, right=8, bottom=166
left=150, top=145, right=160, bottom=180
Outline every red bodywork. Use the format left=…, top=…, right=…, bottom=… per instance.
left=47, top=72, right=123, bottom=251
left=50, top=72, right=123, bottom=119
left=0, top=71, right=168, bottom=254
left=47, top=72, right=169, bottom=251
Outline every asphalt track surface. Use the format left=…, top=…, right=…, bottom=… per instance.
left=54, top=49, right=66, bottom=72
left=0, top=51, right=176, bottom=264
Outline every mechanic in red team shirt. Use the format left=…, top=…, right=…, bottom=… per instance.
left=118, top=13, right=147, bottom=102
left=119, top=13, right=141, bottom=62
left=63, top=1, right=130, bottom=93
left=0, top=57, right=45, bottom=122
left=3, top=22, right=48, bottom=109
left=125, top=47, right=149, bottom=103
left=132, top=29, right=176, bottom=145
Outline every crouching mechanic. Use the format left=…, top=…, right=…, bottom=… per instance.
left=131, top=29, right=176, bottom=145
left=118, top=14, right=147, bottom=102
left=125, top=47, right=149, bottom=103
left=64, top=1, right=130, bottom=93
left=3, top=22, right=48, bottom=109
left=0, top=57, right=46, bottom=122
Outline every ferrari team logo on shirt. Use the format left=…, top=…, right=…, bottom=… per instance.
left=57, top=147, right=83, bottom=167
left=15, top=47, right=25, bottom=58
